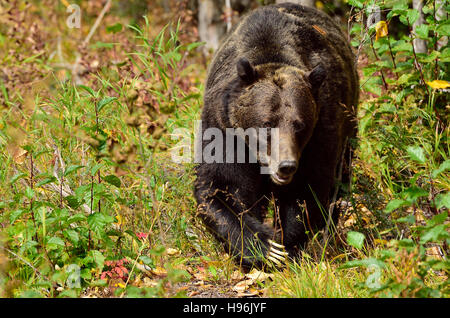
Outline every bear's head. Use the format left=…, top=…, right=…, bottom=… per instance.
left=228, top=58, right=326, bottom=185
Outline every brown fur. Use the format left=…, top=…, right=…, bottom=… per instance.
left=194, top=3, right=359, bottom=269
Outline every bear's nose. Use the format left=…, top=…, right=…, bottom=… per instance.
left=278, top=160, right=298, bottom=176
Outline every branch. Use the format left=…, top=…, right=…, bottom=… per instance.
left=82, top=0, right=112, bottom=48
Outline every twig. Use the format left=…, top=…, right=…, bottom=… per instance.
left=0, top=246, right=45, bottom=280
left=369, top=35, right=388, bottom=90
left=81, top=0, right=112, bottom=48
left=51, top=0, right=112, bottom=85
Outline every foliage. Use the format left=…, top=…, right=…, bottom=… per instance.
left=0, top=2, right=201, bottom=297
left=344, top=0, right=449, bottom=297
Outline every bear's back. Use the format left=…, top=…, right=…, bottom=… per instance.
left=207, top=4, right=357, bottom=101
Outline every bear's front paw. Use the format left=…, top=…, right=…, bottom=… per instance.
left=266, top=239, right=289, bottom=267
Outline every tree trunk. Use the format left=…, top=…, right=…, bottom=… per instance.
left=198, top=0, right=226, bottom=53
left=412, top=0, right=427, bottom=54
left=435, top=0, right=448, bottom=50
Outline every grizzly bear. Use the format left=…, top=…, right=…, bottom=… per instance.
left=194, top=3, right=359, bottom=269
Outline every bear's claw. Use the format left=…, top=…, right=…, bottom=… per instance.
left=267, top=240, right=288, bottom=267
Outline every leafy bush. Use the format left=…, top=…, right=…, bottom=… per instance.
left=343, top=0, right=449, bottom=297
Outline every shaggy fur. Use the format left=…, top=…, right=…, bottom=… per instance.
left=194, top=3, right=359, bottom=269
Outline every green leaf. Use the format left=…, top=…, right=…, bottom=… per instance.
left=25, top=187, right=35, bottom=200
left=47, top=236, right=65, bottom=250
left=64, top=165, right=84, bottom=177
left=90, top=163, right=103, bottom=176
left=139, top=256, right=155, bottom=269
left=394, top=214, right=416, bottom=224
left=10, top=209, right=26, bottom=223
left=403, top=186, right=428, bottom=204
left=432, top=160, right=450, bottom=178
left=10, top=172, right=27, bottom=185
left=420, top=224, right=450, bottom=244
left=347, top=231, right=365, bottom=249
left=434, top=193, right=450, bottom=210
left=102, top=174, right=121, bottom=188
left=406, top=146, right=426, bottom=164
left=428, top=211, right=448, bottom=227
left=340, top=257, right=385, bottom=270
left=415, top=24, right=429, bottom=39
left=63, top=229, right=80, bottom=244
left=65, top=195, right=81, bottom=209
left=406, top=9, right=420, bottom=25
left=36, top=176, right=57, bottom=187
left=186, top=42, right=205, bottom=51
left=97, top=97, right=117, bottom=112
left=67, top=214, right=87, bottom=224
left=85, top=250, right=105, bottom=270
left=437, top=21, right=450, bottom=36
left=396, top=73, right=416, bottom=85
left=78, top=85, right=96, bottom=97
left=419, top=50, right=440, bottom=63
left=347, top=0, right=364, bottom=9
left=391, top=41, right=412, bottom=53
left=384, top=199, right=409, bottom=213
left=88, top=213, right=113, bottom=234
left=106, top=23, right=123, bottom=34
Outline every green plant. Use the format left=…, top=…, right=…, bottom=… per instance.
left=343, top=0, right=449, bottom=298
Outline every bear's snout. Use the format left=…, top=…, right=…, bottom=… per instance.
left=278, top=160, right=297, bottom=175
left=271, top=160, right=298, bottom=186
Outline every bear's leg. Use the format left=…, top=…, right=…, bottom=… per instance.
left=277, top=198, right=310, bottom=257
left=195, top=187, right=287, bottom=269
left=276, top=167, right=337, bottom=257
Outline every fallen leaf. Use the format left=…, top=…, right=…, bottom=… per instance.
left=166, top=248, right=180, bottom=256
left=231, top=270, right=244, bottom=281
left=245, top=269, right=274, bottom=283
left=151, top=266, right=167, bottom=277
left=12, top=147, right=28, bottom=164
left=232, top=279, right=253, bottom=293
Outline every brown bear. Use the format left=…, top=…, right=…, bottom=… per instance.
left=194, top=3, right=359, bottom=269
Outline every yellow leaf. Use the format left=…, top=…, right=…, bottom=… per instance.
left=114, top=214, right=123, bottom=226
left=166, top=248, right=180, bottom=256
left=375, top=21, right=388, bottom=40
left=426, top=80, right=450, bottom=89
left=12, top=147, right=28, bottom=164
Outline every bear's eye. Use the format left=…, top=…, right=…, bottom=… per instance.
left=263, top=121, right=272, bottom=128
left=293, top=121, right=305, bottom=132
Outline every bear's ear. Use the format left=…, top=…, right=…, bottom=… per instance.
left=306, top=64, right=326, bottom=96
left=237, top=58, right=257, bottom=84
